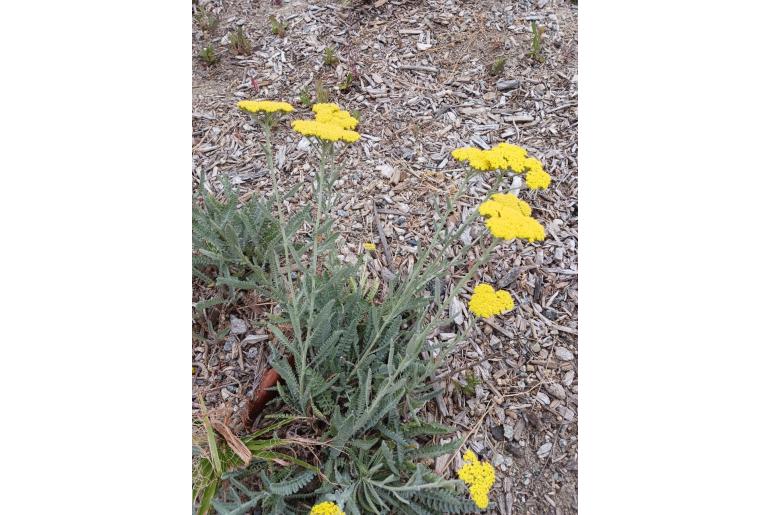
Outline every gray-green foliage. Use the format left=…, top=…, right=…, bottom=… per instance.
left=192, top=116, right=501, bottom=513
left=192, top=175, right=310, bottom=299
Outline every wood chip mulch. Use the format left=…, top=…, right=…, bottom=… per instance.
left=193, top=0, right=578, bottom=513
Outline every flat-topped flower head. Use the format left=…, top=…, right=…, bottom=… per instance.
left=468, top=283, right=514, bottom=318
left=311, top=103, right=340, bottom=114
left=311, top=103, right=359, bottom=129
left=452, top=143, right=551, bottom=189
left=458, top=450, right=496, bottom=509
left=526, top=168, right=552, bottom=190
left=479, top=193, right=532, bottom=217
left=493, top=142, right=528, bottom=173
left=363, top=242, right=376, bottom=251
left=309, top=501, right=345, bottom=515
left=452, top=147, right=493, bottom=171
left=291, top=119, right=360, bottom=143
left=478, top=194, right=545, bottom=242
left=236, top=100, right=295, bottom=114
left=523, top=156, right=551, bottom=190
left=452, top=143, right=529, bottom=172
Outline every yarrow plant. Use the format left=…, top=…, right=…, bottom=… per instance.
left=192, top=98, right=554, bottom=514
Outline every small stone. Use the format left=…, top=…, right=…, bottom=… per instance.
left=230, top=316, right=247, bottom=335
left=554, top=347, right=574, bottom=361
left=535, top=391, right=550, bottom=405
left=377, top=163, right=395, bottom=179
left=563, top=370, right=575, bottom=386
left=530, top=342, right=541, bottom=353
left=506, top=442, right=525, bottom=458
left=337, top=209, right=349, bottom=217
left=450, top=297, right=464, bottom=325
left=246, top=347, right=259, bottom=360
left=537, top=442, right=553, bottom=459
left=558, top=406, right=575, bottom=422
left=545, top=383, right=567, bottom=400
left=503, top=424, right=514, bottom=440
left=297, top=137, right=312, bottom=152
left=496, top=79, right=520, bottom=91
left=223, top=335, right=237, bottom=352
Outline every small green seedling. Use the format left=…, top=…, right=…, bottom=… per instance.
left=299, top=87, right=313, bottom=107
left=529, top=21, right=545, bottom=63
left=315, top=80, right=330, bottom=103
left=195, top=8, right=220, bottom=33
left=229, top=26, right=252, bottom=55
left=454, top=372, right=482, bottom=397
left=199, top=44, right=219, bottom=66
left=323, top=47, right=339, bottom=67
left=269, top=15, right=287, bottom=37
left=489, top=56, right=506, bottom=76
left=338, top=72, right=354, bottom=92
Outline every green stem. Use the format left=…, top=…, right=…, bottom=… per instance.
left=300, top=140, right=332, bottom=401
left=260, top=121, right=295, bottom=298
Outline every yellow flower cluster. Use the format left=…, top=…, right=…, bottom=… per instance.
left=363, top=242, right=376, bottom=251
left=236, top=100, right=295, bottom=114
left=452, top=142, right=527, bottom=172
left=478, top=193, right=545, bottom=242
left=458, top=450, right=496, bottom=509
left=292, top=102, right=361, bottom=143
left=312, top=103, right=359, bottom=129
left=309, top=501, right=345, bottom=515
left=523, top=157, right=551, bottom=190
left=468, top=283, right=514, bottom=318
left=452, top=142, right=551, bottom=190
left=292, top=120, right=360, bottom=143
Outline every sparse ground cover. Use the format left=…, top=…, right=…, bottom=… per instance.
left=193, top=0, right=577, bottom=513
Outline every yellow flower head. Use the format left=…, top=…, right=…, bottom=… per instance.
left=458, top=450, right=496, bottom=509
left=363, top=242, right=376, bottom=251
left=452, top=147, right=493, bottom=171
left=452, top=143, right=529, bottom=173
left=485, top=214, right=545, bottom=242
left=311, top=103, right=340, bottom=114
left=494, top=143, right=528, bottom=173
left=237, top=100, right=295, bottom=114
left=309, top=501, right=345, bottom=515
left=311, top=103, right=359, bottom=129
left=523, top=156, right=543, bottom=173
left=522, top=156, right=551, bottom=190
left=291, top=120, right=360, bottom=143
left=525, top=168, right=551, bottom=190
left=468, top=283, right=514, bottom=318
left=478, top=194, right=545, bottom=242
left=479, top=193, right=532, bottom=217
